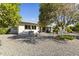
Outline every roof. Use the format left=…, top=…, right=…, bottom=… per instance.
left=20, top=22, right=38, bottom=25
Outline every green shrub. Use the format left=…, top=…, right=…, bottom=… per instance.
left=56, top=35, right=75, bottom=40
left=69, top=26, right=74, bottom=30
left=72, top=23, right=79, bottom=32
left=64, top=35, right=74, bottom=40
left=66, top=26, right=73, bottom=33
left=53, top=26, right=59, bottom=34
left=57, top=35, right=65, bottom=40
left=0, top=28, right=9, bottom=34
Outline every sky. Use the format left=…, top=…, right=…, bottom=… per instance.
left=20, top=3, right=40, bottom=23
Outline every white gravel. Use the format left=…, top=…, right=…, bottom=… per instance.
left=0, top=34, right=79, bottom=56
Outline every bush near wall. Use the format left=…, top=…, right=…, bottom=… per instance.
left=0, top=28, right=9, bottom=34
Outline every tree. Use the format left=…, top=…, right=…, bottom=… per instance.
left=39, top=3, right=59, bottom=32
left=39, top=4, right=52, bottom=27
left=0, top=3, right=21, bottom=27
left=39, top=3, right=79, bottom=35
left=53, top=4, right=76, bottom=35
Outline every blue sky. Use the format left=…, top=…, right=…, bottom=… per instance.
left=20, top=3, right=40, bottom=23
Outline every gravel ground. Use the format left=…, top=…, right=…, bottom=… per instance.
left=0, top=34, right=79, bottom=56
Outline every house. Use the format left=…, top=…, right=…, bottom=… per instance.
left=18, top=22, right=39, bottom=34
left=18, top=21, right=56, bottom=34
left=16, top=21, right=56, bottom=34
left=10, top=22, right=56, bottom=34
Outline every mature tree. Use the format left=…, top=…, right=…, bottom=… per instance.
left=39, top=3, right=54, bottom=27
left=39, top=3, right=79, bottom=35
left=0, top=3, right=21, bottom=27
left=53, top=4, right=76, bottom=35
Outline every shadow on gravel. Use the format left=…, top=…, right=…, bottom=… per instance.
left=76, top=36, right=79, bottom=39
left=8, top=34, right=68, bottom=44
left=8, top=35, right=37, bottom=44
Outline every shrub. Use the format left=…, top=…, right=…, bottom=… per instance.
left=72, top=23, right=79, bottom=32
left=53, top=26, right=59, bottom=34
left=57, top=35, right=65, bottom=40
left=0, top=28, right=9, bottom=34
left=66, top=26, right=73, bottom=33
left=56, top=35, right=75, bottom=40
left=69, top=26, right=74, bottom=30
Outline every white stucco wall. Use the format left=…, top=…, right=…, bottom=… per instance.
left=18, top=25, right=39, bottom=34
left=18, top=25, right=25, bottom=34
left=47, top=23, right=56, bottom=32
left=47, top=23, right=56, bottom=27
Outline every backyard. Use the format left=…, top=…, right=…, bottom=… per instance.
left=0, top=33, right=79, bottom=56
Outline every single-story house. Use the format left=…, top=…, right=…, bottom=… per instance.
left=10, top=22, right=56, bottom=34
left=18, top=22, right=39, bottom=34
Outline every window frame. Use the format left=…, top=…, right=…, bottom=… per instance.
left=32, top=26, right=36, bottom=30
left=25, top=25, right=31, bottom=29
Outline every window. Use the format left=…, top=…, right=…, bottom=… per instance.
left=32, top=26, right=36, bottom=29
left=25, top=25, right=31, bottom=29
